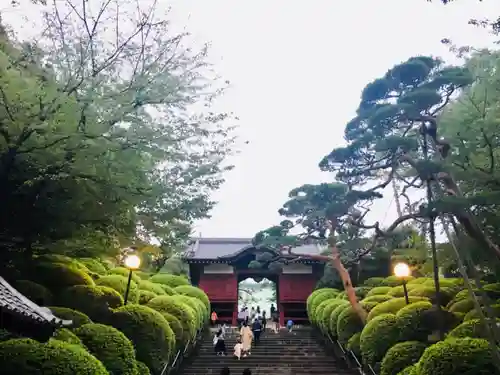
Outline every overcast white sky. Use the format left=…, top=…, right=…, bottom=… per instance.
left=3, top=0, right=499, bottom=239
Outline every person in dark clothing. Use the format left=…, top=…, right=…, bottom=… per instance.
left=270, top=304, right=276, bottom=316
left=242, top=369, right=251, bottom=375
left=220, top=367, right=230, bottom=375
left=261, top=311, right=267, bottom=332
left=256, top=306, right=261, bottom=315
left=251, top=318, right=262, bottom=345
left=213, top=329, right=226, bottom=356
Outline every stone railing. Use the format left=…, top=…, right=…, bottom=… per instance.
left=160, top=327, right=205, bottom=375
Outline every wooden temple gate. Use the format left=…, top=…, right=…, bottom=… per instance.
left=184, top=238, right=324, bottom=325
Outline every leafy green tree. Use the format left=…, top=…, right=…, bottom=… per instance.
left=0, top=0, right=236, bottom=271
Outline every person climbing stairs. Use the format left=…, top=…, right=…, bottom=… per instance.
left=179, top=326, right=355, bottom=375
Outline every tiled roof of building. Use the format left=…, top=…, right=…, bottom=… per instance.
left=0, top=277, right=72, bottom=326
left=183, top=237, right=325, bottom=260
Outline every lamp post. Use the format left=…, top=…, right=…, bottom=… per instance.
left=394, top=262, right=411, bottom=305
left=124, top=254, right=141, bottom=305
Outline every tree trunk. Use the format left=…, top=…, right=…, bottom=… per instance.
left=392, top=178, right=403, bottom=218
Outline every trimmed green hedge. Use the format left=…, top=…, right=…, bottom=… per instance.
left=367, top=297, right=427, bottom=322
left=347, top=332, right=361, bottom=358
left=360, top=314, right=401, bottom=366
left=337, top=306, right=363, bottom=344
left=363, top=277, right=386, bottom=287
left=319, top=299, right=348, bottom=333
left=0, top=338, right=109, bottom=374
left=109, top=267, right=142, bottom=283
left=362, top=295, right=394, bottom=304
left=47, top=306, right=92, bottom=328
left=396, top=301, right=433, bottom=341
left=149, top=274, right=190, bottom=288
left=34, top=262, right=94, bottom=292
left=174, top=285, right=210, bottom=312
left=110, top=304, right=175, bottom=374
left=137, top=360, right=152, bottom=375
left=417, top=337, right=497, bottom=375
left=448, top=319, right=498, bottom=340
left=380, top=341, right=427, bottom=375
left=52, top=328, right=83, bottom=346
left=329, top=303, right=350, bottom=337
left=162, top=312, right=184, bottom=348
left=139, top=290, right=158, bottom=305
left=14, top=280, right=52, bottom=306
left=464, top=304, right=500, bottom=321
left=366, top=286, right=393, bottom=297
left=58, top=285, right=123, bottom=322
left=75, top=323, right=138, bottom=375
left=382, top=276, right=415, bottom=287
left=308, top=288, right=340, bottom=318
left=159, top=284, right=178, bottom=295
left=78, top=258, right=108, bottom=275
left=139, top=280, right=167, bottom=295
left=449, top=299, right=476, bottom=315
left=147, top=295, right=197, bottom=341
left=171, top=295, right=204, bottom=328
left=96, top=274, right=140, bottom=304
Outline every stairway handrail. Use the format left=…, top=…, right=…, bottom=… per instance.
left=159, top=326, right=205, bottom=375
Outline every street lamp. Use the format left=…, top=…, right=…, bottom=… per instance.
left=394, top=262, right=411, bottom=305
left=124, top=254, right=141, bottom=305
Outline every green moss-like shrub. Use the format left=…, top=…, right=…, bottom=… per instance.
left=383, top=275, right=415, bottom=287
left=397, top=365, right=417, bottom=375
left=110, top=304, right=175, bottom=374
left=319, top=299, right=348, bottom=333
left=314, top=299, right=332, bottom=328
left=362, top=295, right=394, bottom=304
left=75, top=323, right=138, bottom=375
left=408, top=286, right=454, bottom=305
left=448, top=318, right=498, bottom=340
left=47, top=306, right=92, bottom=327
left=464, top=304, right=500, bottom=321
left=360, top=314, right=401, bottom=366
left=483, top=283, right=500, bottom=299
left=139, top=280, right=167, bottom=295
left=137, top=361, right=151, bottom=375
left=354, top=286, right=372, bottom=299
left=149, top=273, right=189, bottom=288
left=363, top=277, right=386, bottom=287
left=58, top=285, right=123, bottom=322
left=367, top=297, right=427, bottom=322
left=423, top=278, right=463, bottom=289
left=452, top=289, right=480, bottom=303
left=387, top=284, right=420, bottom=297
left=337, top=306, right=363, bottom=344
left=329, top=303, right=351, bottom=336
left=162, top=312, right=184, bottom=348
left=417, top=337, right=498, bottom=375
left=78, top=258, right=108, bottom=275
left=109, top=267, right=142, bottom=283
left=174, top=285, right=210, bottom=312
left=96, top=274, right=139, bottom=304
left=308, top=288, right=340, bottom=317
left=380, top=341, right=427, bottom=375
left=135, top=271, right=152, bottom=280
left=407, top=278, right=430, bottom=285
left=360, top=300, right=379, bottom=312
left=171, top=295, right=203, bottom=328
left=34, top=262, right=94, bottom=292
left=147, top=295, right=196, bottom=341
left=52, top=328, right=83, bottom=346
left=140, top=290, right=158, bottom=305
left=36, top=254, right=89, bottom=272
left=13, top=280, right=52, bottom=306
left=347, top=331, right=361, bottom=358
left=0, top=338, right=109, bottom=374
left=449, top=299, right=476, bottom=315
left=337, top=291, right=348, bottom=299
left=366, top=286, right=393, bottom=297
left=159, top=284, right=177, bottom=295
left=396, top=301, right=434, bottom=341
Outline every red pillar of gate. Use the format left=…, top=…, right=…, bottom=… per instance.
left=279, top=273, right=316, bottom=324
left=198, top=272, right=238, bottom=325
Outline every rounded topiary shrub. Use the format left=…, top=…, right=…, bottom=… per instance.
left=162, top=312, right=184, bottom=348
left=417, top=337, right=498, bottom=375
left=47, top=306, right=92, bottom=327
left=337, top=306, right=364, bottom=344
left=452, top=289, right=480, bottom=304
left=13, top=280, right=52, bottom=306
left=367, top=297, right=427, bottom=322
left=449, top=299, right=476, bottom=315
left=171, top=295, right=203, bottom=328
left=149, top=273, right=189, bottom=288
left=137, top=360, right=151, bottom=375
left=319, top=299, right=348, bottom=333
left=408, top=285, right=454, bottom=305
left=398, top=365, right=417, bottom=375
left=78, top=258, right=108, bottom=275
left=396, top=301, right=433, bottom=341
left=75, top=323, right=138, bottom=375
left=360, top=314, right=401, bottom=366
left=36, top=255, right=89, bottom=272
left=0, top=338, right=108, bottom=375
left=347, top=331, right=361, bottom=358
left=380, top=341, right=427, bottom=375
left=354, top=286, right=372, bottom=299
left=174, top=285, right=210, bottom=312
left=159, top=284, right=177, bottom=295
left=308, top=288, right=340, bottom=317
left=135, top=271, right=152, bottom=280
left=109, top=267, right=142, bottom=283
left=464, top=304, right=500, bottom=321
left=362, top=295, right=394, bottom=304
left=329, top=303, right=351, bottom=336
left=139, top=280, right=167, bottom=295
left=96, top=274, right=140, bottom=304
left=110, top=304, right=175, bottom=374
left=363, top=277, right=386, bottom=287
left=147, top=295, right=196, bottom=341
left=52, top=328, right=83, bottom=346
left=387, top=284, right=419, bottom=298
left=139, top=290, right=158, bottom=305
left=58, top=285, right=123, bottom=322
left=448, top=318, right=498, bottom=340
left=34, top=262, right=94, bottom=292
left=407, top=278, right=430, bottom=285
left=360, top=300, right=379, bottom=313
left=483, top=283, right=500, bottom=299
left=366, top=286, right=393, bottom=297
left=383, top=275, right=415, bottom=287
left=314, top=299, right=332, bottom=328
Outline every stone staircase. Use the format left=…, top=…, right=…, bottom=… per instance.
left=179, top=327, right=355, bottom=375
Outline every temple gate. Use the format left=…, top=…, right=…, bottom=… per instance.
left=183, top=237, right=324, bottom=325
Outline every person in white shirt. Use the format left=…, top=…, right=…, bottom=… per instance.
left=237, top=309, right=245, bottom=328
left=233, top=338, right=243, bottom=360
